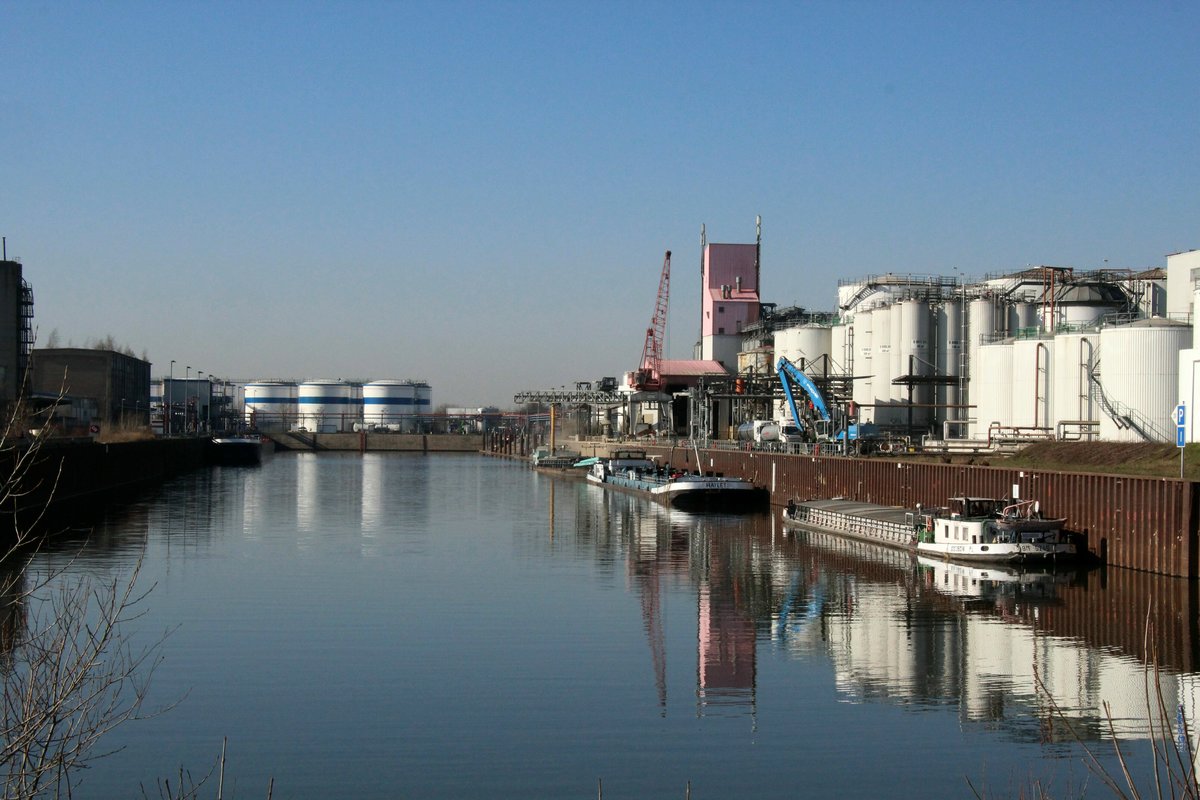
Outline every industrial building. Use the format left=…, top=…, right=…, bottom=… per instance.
left=0, top=258, right=35, bottom=413
left=30, top=348, right=152, bottom=428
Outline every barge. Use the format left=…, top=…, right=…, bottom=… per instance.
left=782, top=496, right=1076, bottom=564
left=208, top=434, right=266, bottom=466
left=587, top=448, right=768, bottom=512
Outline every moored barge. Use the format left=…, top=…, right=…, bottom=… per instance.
left=783, top=496, right=1076, bottom=564
left=587, top=448, right=768, bottom=512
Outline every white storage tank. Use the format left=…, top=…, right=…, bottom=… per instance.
left=966, top=298, right=1001, bottom=436
left=830, top=322, right=849, bottom=375
left=413, top=382, right=433, bottom=430
left=874, top=305, right=895, bottom=424
left=1056, top=283, right=1127, bottom=330
left=1009, top=302, right=1038, bottom=336
left=889, top=301, right=904, bottom=403
left=792, top=324, right=832, bottom=368
left=896, top=299, right=932, bottom=428
left=363, top=380, right=417, bottom=430
left=973, top=341, right=1014, bottom=438
left=298, top=380, right=359, bottom=433
left=1010, top=338, right=1052, bottom=429
left=1097, top=319, right=1191, bottom=442
left=852, top=311, right=874, bottom=424
left=935, top=300, right=963, bottom=429
left=244, top=381, right=298, bottom=430
left=1051, top=332, right=1098, bottom=438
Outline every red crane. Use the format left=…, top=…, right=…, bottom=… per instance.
left=630, top=250, right=671, bottom=392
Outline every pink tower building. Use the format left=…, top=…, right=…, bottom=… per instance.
left=699, top=219, right=762, bottom=370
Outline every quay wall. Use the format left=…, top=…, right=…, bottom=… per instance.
left=1, top=437, right=207, bottom=525
left=643, top=446, right=1200, bottom=579
left=269, top=432, right=483, bottom=452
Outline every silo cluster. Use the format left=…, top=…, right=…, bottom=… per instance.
left=243, top=378, right=433, bottom=433
left=770, top=267, right=1183, bottom=444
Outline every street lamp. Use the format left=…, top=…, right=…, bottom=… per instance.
left=168, top=360, right=176, bottom=436
left=198, top=372, right=206, bottom=434
left=185, top=367, right=191, bottom=434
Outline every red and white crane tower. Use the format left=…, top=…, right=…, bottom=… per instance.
left=630, top=250, right=671, bottom=392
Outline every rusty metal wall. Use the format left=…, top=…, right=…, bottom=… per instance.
left=648, top=446, right=1200, bottom=578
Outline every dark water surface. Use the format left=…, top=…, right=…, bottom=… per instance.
left=25, top=452, right=1199, bottom=798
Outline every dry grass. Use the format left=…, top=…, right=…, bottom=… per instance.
left=1004, top=442, right=1200, bottom=480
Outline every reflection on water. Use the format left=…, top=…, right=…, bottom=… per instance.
left=573, top=475, right=1200, bottom=750
left=18, top=453, right=1200, bottom=798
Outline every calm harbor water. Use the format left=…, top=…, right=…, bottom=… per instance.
left=22, top=452, right=1199, bottom=798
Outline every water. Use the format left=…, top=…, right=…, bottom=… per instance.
left=18, top=452, right=1197, bottom=798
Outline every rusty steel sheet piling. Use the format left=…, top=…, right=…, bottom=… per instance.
left=646, top=446, right=1200, bottom=578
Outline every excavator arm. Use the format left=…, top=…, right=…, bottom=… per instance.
left=776, top=357, right=831, bottom=436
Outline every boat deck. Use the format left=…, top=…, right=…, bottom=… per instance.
left=785, top=499, right=916, bottom=550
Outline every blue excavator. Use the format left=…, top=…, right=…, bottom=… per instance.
left=775, top=356, right=877, bottom=444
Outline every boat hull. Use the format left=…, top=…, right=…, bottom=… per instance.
left=587, top=473, right=767, bottom=512
left=782, top=499, right=1077, bottom=565
left=208, top=437, right=264, bottom=466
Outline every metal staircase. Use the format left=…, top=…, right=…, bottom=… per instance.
left=1086, top=351, right=1163, bottom=442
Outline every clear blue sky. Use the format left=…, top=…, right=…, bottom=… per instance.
left=3, top=1, right=1197, bottom=407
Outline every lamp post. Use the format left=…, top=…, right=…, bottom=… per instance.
left=198, top=372, right=206, bottom=434
left=168, top=360, right=175, bottom=436
left=185, top=367, right=191, bottom=434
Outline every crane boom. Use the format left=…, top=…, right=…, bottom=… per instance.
left=776, top=356, right=832, bottom=435
left=631, top=251, right=672, bottom=391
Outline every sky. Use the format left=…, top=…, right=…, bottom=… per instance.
left=3, top=1, right=1198, bottom=408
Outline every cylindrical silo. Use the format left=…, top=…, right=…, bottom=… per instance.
left=793, top=324, right=832, bottom=369
left=1051, top=332, right=1098, bottom=439
left=298, top=380, right=358, bottom=433
left=936, top=300, right=963, bottom=430
left=244, top=381, right=298, bottom=430
left=1097, top=319, right=1191, bottom=442
left=889, top=301, right=904, bottom=403
left=973, top=341, right=1014, bottom=439
left=1010, top=338, right=1052, bottom=429
left=872, top=305, right=894, bottom=425
left=896, top=299, right=932, bottom=428
left=830, top=322, right=849, bottom=375
left=852, top=311, right=874, bottom=424
left=363, top=380, right=417, bottom=431
left=1009, top=302, right=1038, bottom=336
left=966, top=298, right=1000, bottom=436
left=413, top=382, right=433, bottom=432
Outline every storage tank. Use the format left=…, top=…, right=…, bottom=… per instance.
left=830, top=322, right=849, bottom=374
left=363, top=380, right=417, bottom=431
left=966, top=298, right=1001, bottom=436
left=1051, top=332, right=1098, bottom=438
left=792, top=324, right=832, bottom=368
left=1009, top=302, right=1038, bottom=336
left=936, top=300, right=963, bottom=429
left=413, top=382, right=433, bottom=431
left=298, top=380, right=359, bottom=433
left=1056, top=282, right=1128, bottom=330
left=1010, top=338, right=1052, bottom=429
left=852, top=311, right=874, bottom=424
left=1097, top=319, right=1191, bottom=442
left=973, top=342, right=1014, bottom=438
left=889, top=302, right=904, bottom=403
left=896, top=299, right=932, bottom=428
left=873, top=305, right=895, bottom=425
left=244, top=381, right=298, bottom=430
